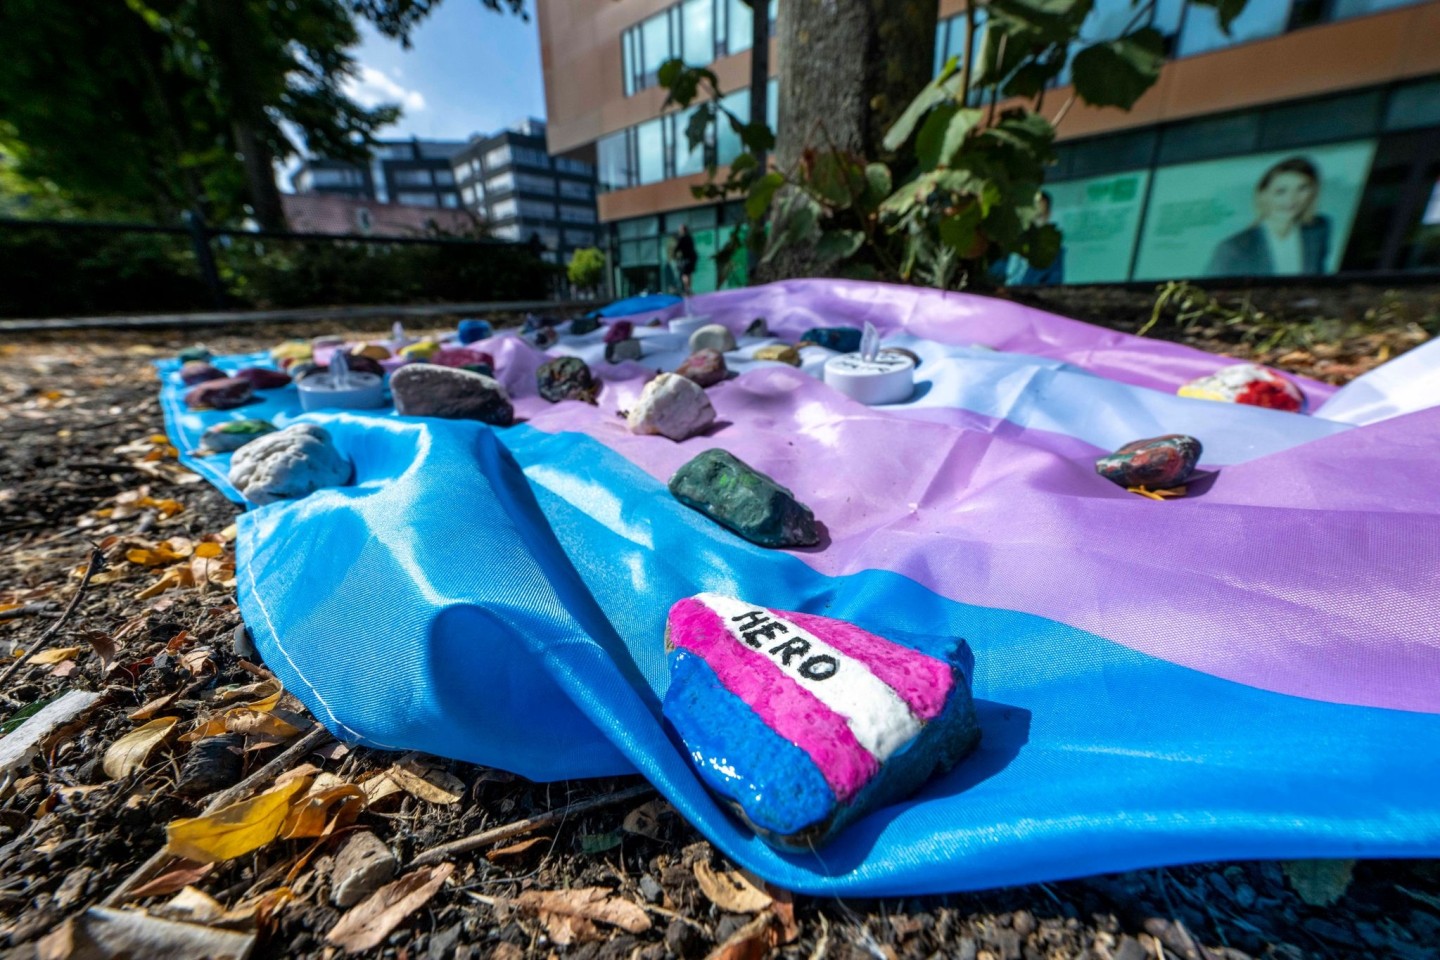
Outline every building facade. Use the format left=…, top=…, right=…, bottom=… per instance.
left=450, top=119, right=600, bottom=264
left=291, top=138, right=466, bottom=210
left=536, top=0, right=1440, bottom=295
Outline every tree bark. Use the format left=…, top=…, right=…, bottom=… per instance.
left=232, top=119, right=287, bottom=231
left=762, top=0, right=938, bottom=281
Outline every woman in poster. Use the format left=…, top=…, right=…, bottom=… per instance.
left=1206, top=157, right=1331, bottom=277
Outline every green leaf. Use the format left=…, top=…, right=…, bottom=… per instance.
left=739, top=121, right=775, bottom=155
left=938, top=202, right=985, bottom=257
left=809, top=152, right=861, bottom=208
left=684, top=106, right=713, bottom=153
left=745, top=171, right=785, bottom=221
left=579, top=830, right=624, bottom=854
left=1070, top=28, right=1165, bottom=110
left=814, top=229, right=865, bottom=262
left=1188, top=0, right=1247, bottom=32
left=762, top=188, right=823, bottom=264
left=657, top=59, right=684, bottom=90
left=881, top=58, right=962, bottom=153
left=1283, top=860, right=1355, bottom=907
left=728, top=152, right=758, bottom=175
left=863, top=163, right=893, bottom=207
left=1021, top=222, right=1062, bottom=269
left=916, top=105, right=983, bottom=170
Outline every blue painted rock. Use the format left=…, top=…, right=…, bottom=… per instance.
left=669, top=449, right=818, bottom=548
left=675, top=349, right=727, bottom=388
left=537, top=356, right=600, bottom=404
left=390, top=364, right=513, bottom=425
left=201, top=419, right=278, bottom=453
left=521, top=313, right=545, bottom=334
left=1178, top=363, right=1306, bottom=413
left=457, top=319, right=493, bottom=344
left=177, top=345, right=213, bottom=364
left=1096, top=435, right=1202, bottom=489
left=745, top=317, right=768, bottom=338
left=569, top=316, right=601, bottom=336
left=605, top=338, right=643, bottom=364
left=603, top=320, right=634, bottom=345
left=228, top=424, right=352, bottom=506
left=662, top=594, right=980, bottom=849
left=689, top=324, right=737, bottom=354
left=234, top=367, right=293, bottom=390
left=180, top=361, right=226, bottom=386
left=185, top=377, right=253, bottom=411
left=801, top=327, right=863, bottom=353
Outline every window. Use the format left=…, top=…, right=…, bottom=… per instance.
left=513, top=146, right=551, bottom=168
left=392, top=169, right=433, bottom=186
left=486, top=171, right=515, bottom=195
left=434, top=169, right=455, bottom=185
left=559, top=179, right=592, bottom=200
left=440, top=193, right=460, bottom=208
left=485, top=145, right=512, bottom=170
left=599, top=130, right=635, bottom=193
left=490, top=197, right=518, bottom=220
left=636, top=117, right=666, bottom=185
left=767, top=76, right=778, bottom=136
left=556, top=157, right=593, bottom=175
left=1385, top=78, right=1440, bottom=132
left=461, top=185, right=476, bottom=204
left=640, top=12, right=674, bottom=87
left=528, top=228, right=560, bottom=250
left=1157, top=112, right=1261, bottom=164
left=682, top=0, right=714, bottom=64
left=516, top=172, right=556, bottom=195
left=1332, top=0, right=1428, bottom=17
left=519, top=200, right=557, bottom=219
left=396, top=192, right=439, bottom=207
left=560, top=205, right=597, bottom=224
left=673, top=105, right=708, bottom=178
left=723, top=0, right=753, bottom=56
left=716, top=89, right=750, bottom=167
left=565, top=229, right=595, bottom=246
left=1176, top=0, right=1292, bottom=57
left=617, top=216, right=659, bottom=239
left=310, top=167, right=364, bottom=187
left=1262, top=92, right=1382, bottom=149
left=491, top=223, right=521, bottom=240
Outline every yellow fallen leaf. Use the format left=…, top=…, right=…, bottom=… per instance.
left=136, top=565, right=195, bottom=600
left=194, top=542, right=224, bottom=559
left=103, top=717, right=179, bottom=780
left=30, top=646, right=82, bottom=665
left=358, top=772, right=403, bottom=806
left=279, top=783, right=366, bottom=839
left=693, top=861, right=773, bottom=914
left=163, top=776, right=310, bottom=864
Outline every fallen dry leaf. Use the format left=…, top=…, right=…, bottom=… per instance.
left=123, top=861, right=214, bottom=900
left=30, top=646, right=82, bottom=666
left=382, top=754, right=464, bottom=804
left=1284, top=859, right=1355, bottom=907
left=705, top=911, right=784, bottom=960
left=135, top=565, right=195, bottom=601
left=38, top=907, right=254, bottom=960
left=486, top=836, right=551, bottom=862
left=325, top=863, right=454, bottom=953
left=694, top=861, right=773, bottom=914
left=103, top=717, right=179, bottom=780
left=622, top=798, right=672, bottom=840
left=163, top=776, right=310, bottom=864
left=279, top=783, right=366, bottom=839
left=128, top=692, right=179, bottom=722
left=514, top=887, right=651, bottom=945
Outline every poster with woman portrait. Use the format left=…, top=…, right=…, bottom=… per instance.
left=1132, top=141, right=1378, bottom=281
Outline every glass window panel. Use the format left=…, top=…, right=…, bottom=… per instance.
left=1056, top=0, right=1144, bottom=87
left=440, top=193, right=460, bottom=208
left=519, top=200, right=557, bottom=219
left=598, top=131, right=633, bottom=193
left=1156, top=112, right=1260, bottom=164
left=1385, top=78, right=1440, bottom=132
left=618, top=216, right=660, bottom=239
left=1262, top=92, right=1382, bottom=149
left=490, top=198, right=517, bottom=220
left=1332, top=0, right=1427, bottom=17
left=682, top=0, right=715, bottom=63
left=640, top=13, right=673, bottom=83
left=724, top=0, right=753, bottom=55
left=767, top=76, right=778, bottom=134
left=565, top=229, right=596, bottom=246
left=485, top=145, right=512, bottom=169
left=492, top=223, right=521, bottom=240
left=516, top=172, right=556, bottom=194
left=623, top=29, right=637, bottom=96
left=461, top=185, right=476, bottom=203
left=1152, top=0, right=1186, bottom=35
left=716, top=89, right=750, bottom=167
left=559, top=180, right=593, bottom=200
left=1177, top=0, right=1292, bottom=57
left=1069, top=130, right=1158, bottom=178
left=434, top=169, right=455, bottom=185
left=396, top=192, right=438, bottom=206
left=560, top=205, right=598, bottom=223
left=485, top=172, right=515, bottom=194
left=673, top=106, right=708, bottom=177
left=636, top=118, right=666, bottom=185
left=393, top=169, right=432, bottom=186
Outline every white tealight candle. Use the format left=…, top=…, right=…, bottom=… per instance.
left=823, top=350, right=916, bottom=405
left=297, top=351, right=386, bottom=411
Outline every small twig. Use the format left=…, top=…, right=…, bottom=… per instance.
left=101, top=724, right=334, bottom=906
left=0, top=602, right=60, bottom=622
left=1050, top=92, right=1078, bottom=130
left=0, top=545, right=103, bottom=689
left=410, top=782, right=654, bottom=867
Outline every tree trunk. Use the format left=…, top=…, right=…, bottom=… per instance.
left=762, top=0, right=937, bottom=281
left=232, top=119, right=287, bottom=231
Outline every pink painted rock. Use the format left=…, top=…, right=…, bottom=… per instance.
left=604, top=321, right=634, bottom=344
left=675, top=349, right=728, bottom=388
left=185, top=377, right=253, bottom=411
left=432, top=348, right=496, bottom=376
left=233, top=367, right=293, bottom=390
left=180, top=361, right=226, bottom=386
left=662, top=594, right=980, bottom=850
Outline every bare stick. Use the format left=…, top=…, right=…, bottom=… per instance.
left=0, top=603, right=60, bottom=622
left=411, top=782, right=654, bottom=867
left=101, top=724, right=334, bottom=905
left=0, top=546, right=103, bottom=690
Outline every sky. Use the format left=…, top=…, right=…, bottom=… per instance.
left=343, top=0, right=547, bottom=143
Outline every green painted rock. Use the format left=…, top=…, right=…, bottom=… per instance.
left=202, top=419, right=278, bottom=453
left=669, top=449, right=819, bottom=548
left=177, top=344, right=213, bottom=364
left=569, top=316, right=601, bottom=335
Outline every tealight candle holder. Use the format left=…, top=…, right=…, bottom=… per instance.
left=822, top=322, right=916, bottom=405
left=297, top=350, right=386, bottom=411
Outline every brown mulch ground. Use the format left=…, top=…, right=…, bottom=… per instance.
left=2, top=287, right=1439, bottom=960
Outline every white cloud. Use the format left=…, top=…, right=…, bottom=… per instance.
left=344, top=65, right=426, bottom=113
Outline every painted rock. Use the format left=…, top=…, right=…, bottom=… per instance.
left=745, top=317, right=768, bottom=338
left=228, top=424, right=352, bottom=506
left=533, top=325, right=560, bottom=349
left=605, top=338, right=644, bottom=364
left=1096, top=435, right=1202, bottom=489
left=457, top=319, right=493, bottom=344
left=604, top=320, right=634, bottom=344
left=399, top=339, right=441, bottom=362
left=351, top=343, right=392, bottom=361
left=432, top=347, right=496, bottom=377
left=1178, top=363, right=1306, bottom=413
left=390, top=364, right=514, bottom=425
left=627, top=373, right=716, bottom=441
left=233, top=367, right=293, bottom=390
left=689, top=323, right=737, bottom=354
left=662, top=594, right=980, bottom=849
left=270, top=340, right=312, bottom=364
left=521, top=313, right=545, bottom=334
left=537, top=356, right=600, bottom=403
left=669, top=449, right=819, bottom=548
left=289, top=361, right=322, bottom=382
left=755, top=344, right=802, bottom=367
left=676, top=349, right=728, bottom=388
left=185, top=377, right=253, bottom=411
left=569, top=316, right=601, bottom=336
left=177, top=345, right=213, bottom=364
left=801, top=327, right=863, bottom=353
left=201, top=419, right=278, bottom=453
left=180, top=361, right=226, bottom=386
left=881, top=346, right=922, bottom=368
left=334, top=353, right=386, bottom=378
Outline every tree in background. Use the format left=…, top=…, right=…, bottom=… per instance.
left=0, top=0, right=522, bottom=229
left=567, top=247, right=608, bottom=297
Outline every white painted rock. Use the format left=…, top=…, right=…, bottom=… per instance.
left=688, top=323, right=737, bottom=354
left=228, top=424, right=352, bottom=506
left=626, top=373, right=716, bottom=442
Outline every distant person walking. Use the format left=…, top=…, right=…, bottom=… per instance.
left=674, top=224, right=698, bottom=296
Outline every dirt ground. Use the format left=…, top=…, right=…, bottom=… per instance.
left=2, top=285, right=1438, bottom=960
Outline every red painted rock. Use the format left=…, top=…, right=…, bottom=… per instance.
left=675, top=349, right=728, bottom=388
left=233, top=367, right=293, bottom=390
left=180, top=361, right=226, bottom=386
left=432, top=348, right=496, bottom=376
left=1178, top=363, right=1306, bottom=413
left=1096, top=434, right=1202, bottom=489
left=185, top=377, right=253, bottom=410
left=604, top=320, right=634, bottom=344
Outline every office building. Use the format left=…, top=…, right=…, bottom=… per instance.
left=536, top=0, right=1440, bottom=294
left=291, top=138, right=466, bottom=209
left=450, top=119, right=600, bottom=263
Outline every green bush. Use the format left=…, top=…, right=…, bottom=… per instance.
left=567, top=246, right=606, bottom=291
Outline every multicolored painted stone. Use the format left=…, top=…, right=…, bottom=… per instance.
left=569, top=316, right=601, bottom=336
left=801, top=327, right=863, bottom=353
left=177, top=345, right=213, bottom=364
left=233, top=367, right=293, bottom=390
left=184, top=377, right=253, bottom=411
left=1096, top=435, right=1202, bottom=489
left=669, top=449, right=818, bottom=548
left=675, top=349, right=728, bottom=388
left=603, top=320, right=634, bottom=344
left=662, top=594, right=980, bottom=849
left=531, top=325, right=559, bottom=349
left=1178, top=363, right=1306, bottom=413
left=537, top=356, right=600, bottom=404
left=179, top=361, right=226, bottom=386
left=754, top=344, right=802, bottom=367
left=201, top=419, right=278, bottom=453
